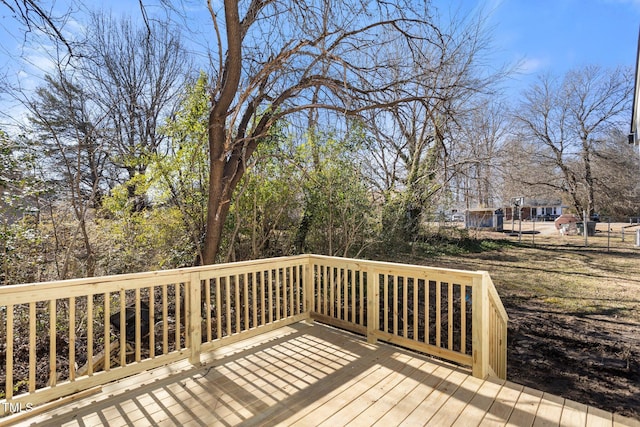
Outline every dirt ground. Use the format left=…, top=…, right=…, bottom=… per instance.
left=428, top=224, right=640, bottom=420
left=505, top=298, right=640, bottom=419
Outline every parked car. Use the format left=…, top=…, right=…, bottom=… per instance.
left=451, top=213, right=465, bottom=222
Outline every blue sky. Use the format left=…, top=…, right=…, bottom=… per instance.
left=470, top=0, right=640, bottom=92
left=1, top=0, right=640, bottom=105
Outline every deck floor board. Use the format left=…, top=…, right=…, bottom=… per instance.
left=8, top=322, right=638, bottom=427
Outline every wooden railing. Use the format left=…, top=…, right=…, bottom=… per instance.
left=307, top=256, right=508, bottom=379
left=0, top=255, right=508, bottom=417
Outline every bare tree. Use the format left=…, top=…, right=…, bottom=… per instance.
left=83, top=13, right=190, bottom=210
left=512, top=66, right=632, bottom=217
left=451, top=100, right=509, bottom=210
left=165, top=0, right=516, bottom=263
left=591, top=129, right=640, bottom=219
left=363, top=11, right=504, bottom=236
left=0, top=0, right=74, bottom=52
left=28, top=69, right=110, bottom=278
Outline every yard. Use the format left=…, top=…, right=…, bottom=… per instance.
left=396, top=225, right=640, bottom=420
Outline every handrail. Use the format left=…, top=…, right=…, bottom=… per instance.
left=0, top=254, right=508, bottom=418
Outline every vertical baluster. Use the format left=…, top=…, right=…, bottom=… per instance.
left=282, top=267, right=288, bottom=319
left=344, top=268, right=348, bottom=320
left=252, top=272, right=257, bottom=328
left=448, top=283, right=453, bottom=350
left=244, top=272, right=249, bottom=330
left=49, top=299, right=56, bottom=385
left=413, top=277, right=418, bottom=341
left=69, top=296, right=76, bottom=380
left=253, top=273, right=259, bottom=327
left=331, top=267, right=336, bottom=318
left=104, top=293, right=111, bottom=371
left=87, top=295, right=94, bottom=374
left=206, top=278, right=212, bottom=341
left=260, top=271, right=266, bottom=326
left=162, top=284, right=168, bottom=354
left=313, top=265, right=319, bottom=314
left=392, top=276, right=398, bottom=336
left=119, top=290, right=126, bottom=367
left=183, top=283, right=188, bottom=345
left=383, top=275, right=389, bottom=333
left=215, top=278, right=222, bottom=339
left=322, top=266, right=328, bottom=315
left=29, top=302, right=36, bottom=392
left=342, top=268, right=347, bottom=321
left=234, top=275, right=240, bottom=332
left=268, top=270, right=273, bottom=323
left=425, top=280, right=430, bottom=345
left=461, top=285, right=467, bottom=354
left=149, top=287, right=155, bottom=359
left=275, top=269, right=281, bottom=321
left=347, top=269, right=353, bottom=323
left=225, top=276, right=232, bottom=336
left=436, top=282, right=441, bottom=348
left=176, top=283, right=182, bottom=348
left=289, top=266, right=295, bottom=317
left=296, top=265, right=302, bottom=315
left=402, top=276, right=408, bottom=338
left=491, top=308, right=497, bottom=371
left=359, top=271, right=364, bottom=326
left=6, top=304, right=13, bottom=399
left=135, top=288, right=141, bottom=362
left=337, top=268, right=343, bottom=320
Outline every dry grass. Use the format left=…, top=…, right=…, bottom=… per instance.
left=404, top=232, right=640, bottom=323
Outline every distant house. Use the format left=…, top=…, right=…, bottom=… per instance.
left=504, top=199, right=566, bottom=221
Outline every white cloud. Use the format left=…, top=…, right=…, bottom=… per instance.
left=516, top=57, right=550, bottom=75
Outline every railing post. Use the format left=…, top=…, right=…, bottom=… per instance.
left=188, top=272, right=202, bottom=365
left=471, top=273, right=489, bottom=378
left=304, top=256, right=314, bottom=322
left=366, top=267, right=379, bottom=344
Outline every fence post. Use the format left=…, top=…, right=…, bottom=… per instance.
left=366, top=267, right=379, bottom=344
left=471, top=273, right=489, bottom=379
left=188, top=272, right=202, bottom=365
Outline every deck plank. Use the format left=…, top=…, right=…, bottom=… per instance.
left=561, top=398, right=589, bottom=427
left=371, top=364, right=456, bottom=426
left=346, top=358, right=439, bottom=426
left=427, top=374, right=485, bottom=426
left=505, top=386, right=543, bottom=427
left=398, top=368, right=469, bottom=425
left=453, top=376, right=504, bottom=427
left=588, top=406, right=615, bottom=427
left=533, top=392, right=565, bottom=426
left=481, top=381, right=524, bottom=426
left=6, top=322, right=637, bottom=427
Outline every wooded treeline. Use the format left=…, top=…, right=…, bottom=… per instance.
left=1, top=1, right=638, bottom=285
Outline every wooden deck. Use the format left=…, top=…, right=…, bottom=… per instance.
left=8, top=322, right=639, bottom=427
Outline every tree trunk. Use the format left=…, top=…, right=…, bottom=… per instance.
left=202, top=118, right=233, bottom=265
left=201, top=0, right=243, bottom=265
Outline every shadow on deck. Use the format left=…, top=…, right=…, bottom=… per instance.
left=11, top=322, right=638, bottom=427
